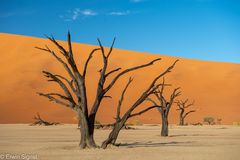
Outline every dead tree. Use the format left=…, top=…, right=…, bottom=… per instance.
left=146, top=78, right=181, bottom=137
left=36, top=32, right=172, bottom=149
left=31, top=113, right=60, bottom=126
left=101, top=61, right=178, bottom=149
left=176, top=99, right=195, bottom=126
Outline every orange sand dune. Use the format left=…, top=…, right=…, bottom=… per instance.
left=0, top=33, right=239, bottom=124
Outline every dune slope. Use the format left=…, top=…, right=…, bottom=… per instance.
left=0, top=33, right=239, bottom=124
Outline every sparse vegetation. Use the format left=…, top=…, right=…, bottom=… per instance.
left=233, top=122, right=240, bottom=126
left=203, top=117, right=215, bottom=125
left=128, top=119, right=143, bottom=126
left=95, top=120, right=101, bottom=125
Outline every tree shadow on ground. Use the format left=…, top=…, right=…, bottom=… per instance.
left=119, top=141, right=194, bottom=148
left=169, top=134, right=217, bottom=137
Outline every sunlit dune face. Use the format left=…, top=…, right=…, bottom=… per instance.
left=0, top=33, right=240, bottom=124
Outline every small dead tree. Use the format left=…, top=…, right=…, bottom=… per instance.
left=101, top=61, right=178, bottom=148
left=31, top=113, right=60, bottom=126
left=146, top=78, right=181, bottom=137
left=176, top=99, right=195, bottom=126
left=36, top=32, right=175, bottom=149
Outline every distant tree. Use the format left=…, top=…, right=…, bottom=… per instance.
left=145, top=78, right=181, bottom=137
left=203, top=117, right=215, bottom=125
left=36, top=32, right=178, bottom=149
left=176, top=99, right=196, bottom=126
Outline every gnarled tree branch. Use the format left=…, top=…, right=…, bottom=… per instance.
left=116, top=77, right=133, bottom=121
left=129, top=105, right=159, bottom=118
left=37, top=92, right=72, bottom=108
left=83, top=48, right=101, bottom=77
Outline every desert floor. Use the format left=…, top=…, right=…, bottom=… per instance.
left=0, top=124, right=240, bottom=160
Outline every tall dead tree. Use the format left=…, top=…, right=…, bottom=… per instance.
left=176, top=99, right=195, bottom=126
left=146, top=78, right=181, bottom=137
left=101, top=61, right=178, bottom=149
left=36, top=32, right=174, bottom=149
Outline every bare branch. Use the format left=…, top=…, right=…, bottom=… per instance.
left=169, top=87, right=181, bottom=106
left=104, top=58, right=162, bottom=94
left=46, top=34, right=82, bottom=79
left=175, top=100, right=184, bottom=109
left=176, top=98, right=193, bottom=109
left=149, top=82, right=172, bottom=108
left=46, top=35, right=68, bottom=56
left=116, top=77, right=134, bottom=121
left=67, top=31, right=73, bottom=59
left=35, top=46, right=50, bottom=52
left=89, top=38, right=116, bottom=115
left=144, top=60, right=179, bottom=95
left=146, top=97, right=158, bottom=106
left=42, top=71, right=76, bottom=105
left=183, top=110, right=196, bottom=119
left=33, top=112, right=42, bottom=121
left=55, top=74, right=77, bottom=94
left=160, top=77, right=165, bottom=95
left=103, top=95, right=112, bottom=99
left=105, top=68, right=122, bottom=78
left=129, top=106, right=159, bottom=118
left=183, top=99, right=189, bottom=106
left=83, top=48, right=101, bottom=77
left=37, top=92, right=72, bottom=108
left=46, top=92, right=71, bottom=100
left=97, top=38, right=105, bottom=57
left=185, top=100, right=195, bottom=108
left=107, top=37, right=116, bottom=58
left=35, top=46, right=77, bottom=84
left=153, top=87, right=165, bottom=107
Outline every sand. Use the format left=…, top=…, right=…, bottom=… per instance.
left=0, top=124, right=240, bottom=160
left=0, top=33, right=240, bottom=124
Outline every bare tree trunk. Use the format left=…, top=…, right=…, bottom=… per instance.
left=79, top=125, right=87, bottom=149
left=101, top=122, right=124, bottom=149
left=101, top=101, right=162, bottom=149
left=179, top=111, right=184, bottom=126
left=78, top=112, right=97, bottom=149
left=179, top=116, right=184, bottom=126
left=87, top=113, right=97, bottom=146
left=79, top=127, right=97, bottom=149
left=161, top=114, right=168, bottom=137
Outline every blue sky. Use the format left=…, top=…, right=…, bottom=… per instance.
left=1, top=0, right=240, bottom=63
